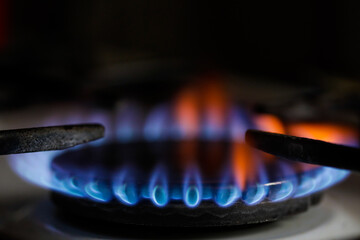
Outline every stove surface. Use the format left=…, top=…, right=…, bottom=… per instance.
left=1, top=157, right=360, bottom=240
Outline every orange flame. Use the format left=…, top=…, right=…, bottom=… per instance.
left=174, top=87, right=199, bottom=169
left=289, top=123, right=358, bottom=172
left=174, top=87, right=200, bottom=139
left=232, top=142, right=257, bottom=189
left=173, top=75, right=358, bottom=183
left=200, top=78, right=229, bottom=175
left=254, top=114, right=285, bottom=134
left=174, top=77, right=229, bottom=172
left=288, top=123, right=358, bottom=146
left=254, top=114, right=286, bottom=162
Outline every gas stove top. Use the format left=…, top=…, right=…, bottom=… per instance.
left=0, top=73, right=359, bottom=239
left=2, top=1, right=360, bottom=238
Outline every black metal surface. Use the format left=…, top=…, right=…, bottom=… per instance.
left=51, top=192, right=322, bottom=227
left=0, top=124, right=105, bottom=155
left=245, top=129, right=360, bottom=172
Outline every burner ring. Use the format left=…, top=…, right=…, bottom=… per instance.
left=51, top=192, right=322, bottom=227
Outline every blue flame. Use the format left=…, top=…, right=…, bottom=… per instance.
left=113, top=168, right=139, bottom=205
left=215, top=185, right=240, bottom=207
left=267, top=162, right=297, bottom=202
left=202, top=114, right=225, bottom=140
left=84, top=179, right=112, bottom=202
left=144, top=105, right=170, bottom=141
left=140, top=185, right=150, bottom=199
left=170, top=185, right=182, bottom=200
left=202, top=185, right=213, bottom=200
left=242, top=156, right=269, bottom=205
left=183, top=166, right=202, bottom=207
left=6, top=104, right=352, bottom=208
left=58, top=176, right=84, bottom=197
left=267, top=180, right=295, bottom=202
left=153, top=185, right=169, bottom=206
left=294, top=174, right=316, bottom=198
left=311, top=167, right=349, bottom=193
left=215, top=167, right=241, bottom=207
left=185, top=186, right=201, bottom=207
left=293, top=167, right=349, bottom=198
left=229, top=107, right=253, bottom=141
left=8, top=147, right=350, bottom=208
left=8, top=151, right=350, bottom=208
left=242, top=184, right=267, bottom=205
left=8, top=151, right=70, bottom=194
left=115, top=102, right=142, bottom=142
left=149, top=165, right=169, bottom=207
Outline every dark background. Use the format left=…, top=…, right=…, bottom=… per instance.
left=1, top=1, right=360, bottom=109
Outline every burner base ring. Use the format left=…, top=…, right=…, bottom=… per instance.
left=51, top=192, right=322, bottom=227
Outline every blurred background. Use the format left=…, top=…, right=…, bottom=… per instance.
left=0, top=0, right=359, bottom=112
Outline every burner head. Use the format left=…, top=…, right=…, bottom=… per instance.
left=51, top=191, right=322, bottom=227
left=45, top=140, right=341, bottom=227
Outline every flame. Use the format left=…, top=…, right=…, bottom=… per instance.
left=288, top=123, right=358, bottom=147
left=174, top=78, right=229, bottom=140
left=201, top=78, right=228, bottom=139
left=232, top=142, right=257, bottom=190
left=174, top=87, right=200, bottom=169
left=113, top=167, right=139, bottom=205
left=254, top=114, right=286, bottom=162
left=174, top=87, right=200, bottom=139
left=183, top=166, right=202, bottom=207
left=174, top=79, right=229, bottom=171
left=6, top=74, right=354, bottom=208
left=255, top=114, right=285, bottom=134
left=149, top=165, right=169, bottom=207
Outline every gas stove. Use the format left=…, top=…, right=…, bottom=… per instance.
left=0, top=73, right=359, bottom=239
left=1, top=1, right=360, bottom=238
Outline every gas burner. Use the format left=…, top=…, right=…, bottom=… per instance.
left=8, top=131, right=350, bottom=227
left=48, top=141, right=347, bottom=204
left=45, top=139, right=343, bottom=227
left=6, top=76, right=356, bottom=228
